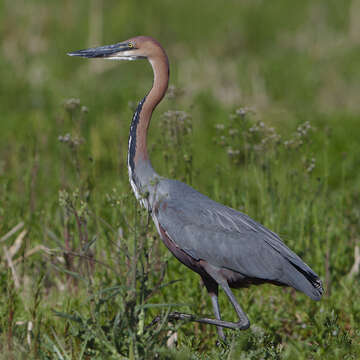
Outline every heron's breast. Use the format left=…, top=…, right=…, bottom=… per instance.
left=155, top=220, right=207, bottom=276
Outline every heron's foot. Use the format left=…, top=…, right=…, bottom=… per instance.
left=168, top=311, right=196, bottom=321
left=168, top=311, right=250, bottom=333
left=236, top=319, right=250, bottom=330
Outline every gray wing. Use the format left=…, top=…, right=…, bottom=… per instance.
left=155, top=180, right=322, bottom=298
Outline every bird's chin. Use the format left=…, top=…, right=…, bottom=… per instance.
left=106, top=56, right=137, bottom=61
left=106, top=55, right=146, bottom=61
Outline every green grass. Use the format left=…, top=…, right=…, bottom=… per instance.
left=1, top=0, right=360, bottom=358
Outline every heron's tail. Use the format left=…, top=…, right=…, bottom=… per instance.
left=255, top=222, right=323, bottom=300
left=283, top=259, right=323, bottom=300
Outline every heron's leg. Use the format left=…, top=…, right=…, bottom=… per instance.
left=151, top=264, right=249, bottom=337
left=164, top=279, right=249, bottom=334
left=166, top=299, right=249, bottom=334
left=218, top=280, right=250, bottom=330
left=210, top=293, right=225, bottom=340
left=200, top=261, right=250, bottom=330
left=202, top=276, right=225, bottom=340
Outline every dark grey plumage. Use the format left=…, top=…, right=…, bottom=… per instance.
left=154, top=178, right=323, bottom=301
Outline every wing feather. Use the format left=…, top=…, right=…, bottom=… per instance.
left=155, top=179, right=320, bottom=289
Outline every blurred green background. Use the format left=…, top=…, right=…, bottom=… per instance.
left=1, top=0, right=360, bottom=358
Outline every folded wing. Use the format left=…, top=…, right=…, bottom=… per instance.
left=156, top=180, right=323, bottom=300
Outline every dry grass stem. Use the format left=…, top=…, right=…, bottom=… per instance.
left=8, top=229, right=27, bottom=258
left=347, top=244, right=360, bottom=278
left=0, top=222, right=24, bottom=243
left=4, top=246, right=20, bottom=288
left=13, top=245, right=52, bottom=266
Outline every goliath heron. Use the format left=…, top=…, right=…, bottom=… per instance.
left=68, top=36, right=323, bottom=340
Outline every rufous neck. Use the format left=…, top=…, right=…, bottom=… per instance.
left=134, top=54, right=169, bottom=164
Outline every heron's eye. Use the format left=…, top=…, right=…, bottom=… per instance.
left=128, top=42, right=134, bottom=48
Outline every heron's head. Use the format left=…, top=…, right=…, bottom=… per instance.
left=68, top=36, right=166, bottom=62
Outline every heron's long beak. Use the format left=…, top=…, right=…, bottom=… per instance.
left=68, top=42, right=144, bottom=60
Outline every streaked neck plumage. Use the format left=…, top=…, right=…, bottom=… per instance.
left=127, top=48, right=169, bottom=208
